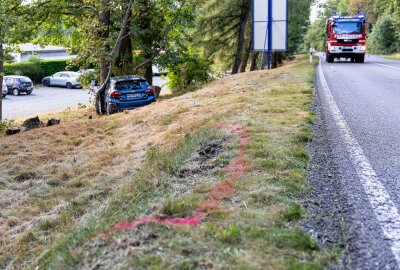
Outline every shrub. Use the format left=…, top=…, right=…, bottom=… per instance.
left=3, top=59, right=78, bottom=84
left=0, top=120, right=15, bottom=136
left=367, top=15, right=399, bottom=55
left=3, top=62, right=44, bottom=83
left=167, top=52, right=211, bottom=94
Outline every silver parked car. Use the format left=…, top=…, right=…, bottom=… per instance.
left=42, top=71, right=81, bottom=89
left=2, top=80, right=7, bottom=98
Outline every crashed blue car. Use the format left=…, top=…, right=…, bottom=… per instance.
left=104, top=76, right=156, bottom=114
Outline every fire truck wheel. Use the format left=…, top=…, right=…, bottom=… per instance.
left=326, top=53, right=333, bottom=63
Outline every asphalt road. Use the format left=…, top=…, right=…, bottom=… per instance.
left=310, top=54, right=400, bottom=269
left=1, top=76, right=168, bottom=120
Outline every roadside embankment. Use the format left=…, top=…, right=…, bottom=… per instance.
left=0, top=56, right=337, bottom=269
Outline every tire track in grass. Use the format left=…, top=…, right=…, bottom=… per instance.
left=112, top=124, right=250, bottom=232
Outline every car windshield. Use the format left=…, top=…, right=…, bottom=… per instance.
left=115, top=80, right=148, bottom=90
left=333, top=22, right=363, bottom=34
left=19, top=78, right=31, bottom=83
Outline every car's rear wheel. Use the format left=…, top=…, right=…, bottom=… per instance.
left=13, top=89, right=20, bottom=96
left=66, top=82, right=73, bottom=89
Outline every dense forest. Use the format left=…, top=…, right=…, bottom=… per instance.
left=304, top=0, right=400, bottom=55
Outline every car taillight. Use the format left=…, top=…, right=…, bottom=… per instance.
left=110, top=91, right=123, bottom=97
left=145, top=88, right=154, bottom=95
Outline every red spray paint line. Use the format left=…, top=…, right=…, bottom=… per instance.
left=113, top=211, right=204, bottom=232
left=111, top=124, right=250, bottom=232
left=209, top=181, right=236, bottom=200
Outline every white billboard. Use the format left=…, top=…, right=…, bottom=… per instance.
left=253, top=0, right=288, bottom=51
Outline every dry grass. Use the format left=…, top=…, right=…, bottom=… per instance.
left=0, top=62, right=248, bottom=268
left=0, top=56, right=338, bottom=269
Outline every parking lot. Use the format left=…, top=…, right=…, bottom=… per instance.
left=2, top=76, right=168, bottom=120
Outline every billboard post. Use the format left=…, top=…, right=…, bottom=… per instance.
left=267, top=0, right=272, bottom=70
left=253, top=0, right=288, bottom=70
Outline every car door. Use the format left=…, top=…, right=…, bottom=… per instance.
left=51, top=73, right=62, bottom=86
left=5, top=78, right=14, bottom=92
left=60, top=73, right=70, bottom=87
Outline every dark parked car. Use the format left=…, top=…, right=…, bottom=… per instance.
left=103, top=76, right=156, bottom=114
left=4, top=76, right=33, bottom=96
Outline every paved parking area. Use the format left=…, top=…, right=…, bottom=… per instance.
left=2, top=86, right=91, bottom=120
left=1, top=76, right=168, bottom=120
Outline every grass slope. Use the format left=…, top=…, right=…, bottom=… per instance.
left=0, top=56, right=338, bottom=269
left=385, top=53, right=400, bottom=61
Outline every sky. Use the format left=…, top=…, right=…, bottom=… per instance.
left=311, top=0, right=327, bottom=22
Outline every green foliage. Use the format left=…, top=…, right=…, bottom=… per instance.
left=271, top=229, right=320, bottom=251
left=367, top=15, right=399, bottom=54
left=282, top=203, right=305, bottom=222
left=288, top=0, right=314, bottom=53
left=167, top=51, right=211, bottom=94
left=3, top=62, right=44, bottom=83
left=28, top=54, right=42, bottom=63
left=285, top=258, right=323, bottom=270
left=3, top=60, right=78, bottom=83
left=303, top=18, right=326, bottom=52
left=217, top=225, right=242, bottom=244
left=161, top=195, right=201, bottom=217
left=0, top=119, right=14, bottom=136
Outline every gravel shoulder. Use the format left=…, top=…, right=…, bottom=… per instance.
left=305, top=57, right=400, bottom=270
left=303, top=67, right=348, bottom=269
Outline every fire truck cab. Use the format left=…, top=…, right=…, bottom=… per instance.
left=325, top=14, right=367, bottom=63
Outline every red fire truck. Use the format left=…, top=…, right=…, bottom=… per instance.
left=325, top=14, right=367, bottom=63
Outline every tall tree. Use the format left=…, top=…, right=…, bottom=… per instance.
left=232, top=0, right=252, bottom=74
left=196, top=0, right=253, bottom=73
left=0, top=0, right=37, bottom=121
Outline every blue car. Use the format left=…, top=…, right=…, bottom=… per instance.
left=105, top=76, right=156, bottom=114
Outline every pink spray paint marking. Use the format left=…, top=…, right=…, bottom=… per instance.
left=111, top=124, right=250, bottom=233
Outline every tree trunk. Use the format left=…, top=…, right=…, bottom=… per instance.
left=96, top=0, right=111, bottom=115
left=115, top=11, right=133, bottom=75
left=0, top=32, right=4, bottom=122
left=99, top=1, right=111, bottom=84
left=232, top=0, right=251, bottom=74
left=144, top=56, right=153, bottom=85
left=250, top=52, right=259, bottom=71
left=138, top=0, right=153, bottom=84
left=240, top=34, right=252, bottom=73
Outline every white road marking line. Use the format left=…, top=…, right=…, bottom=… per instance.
left=319, top=57, right=400, bottom=266
left=375, top=62, right=400, bottom=71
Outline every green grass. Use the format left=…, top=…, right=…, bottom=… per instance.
left=8, top=56, right=340, bottom=269
left=161, top=195, right=203, bottom=217
left=385, top=53, right=400, bottom=61
left=34, top=129, right=223, bottom=269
